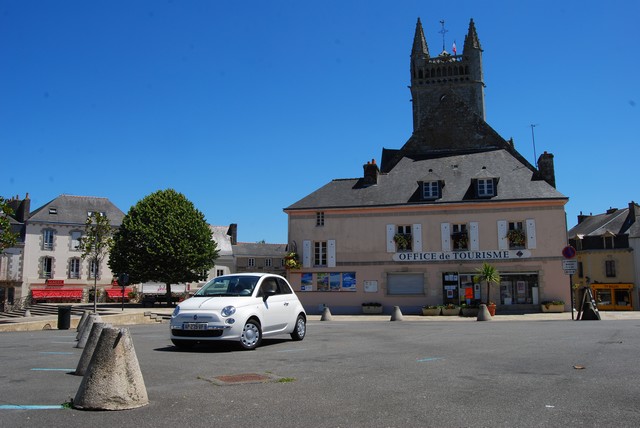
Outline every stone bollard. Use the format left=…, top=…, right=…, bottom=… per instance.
left=390, top=306, right=403, bottom=321
left=75, top=313, right=102, bottom=348
left=73, top=327, right=149, bottom=410
left=320, top=306, right=333, bottom=321
left=24, top=309, right=32, bottom=317
left=76, top=310, right=91, bottom=333
left=476, top=304, right=492, bottom=321
left=74, top=322, right=111, bottom=376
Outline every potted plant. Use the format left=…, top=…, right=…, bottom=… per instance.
left=393, top=233, right=411, bottom=251
left=460, top=302, right=480, bottom=317
left=441, top=303, right=460, bottom=316
left=475, top=262, right=501, bottom=318
left=506, top=229, right=526, bottom=247
left=541, top=300, right=565, bottom=313
left=284, top=252, right=302, bottom=270
left=421, top=305, right=441, bottom=316
left=362, top=302, right=383, bottom=314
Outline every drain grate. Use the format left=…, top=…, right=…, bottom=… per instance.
left=204, top=373, right=284, bottom=386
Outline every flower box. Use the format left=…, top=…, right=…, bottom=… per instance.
left=461, top=307, right=479, bottom=317
left=421, top=307, right=441, bottom=316
left=441, top=307, right=460, bottom=316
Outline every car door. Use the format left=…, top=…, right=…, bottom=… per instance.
left=258, top=277, right=293, bottom=334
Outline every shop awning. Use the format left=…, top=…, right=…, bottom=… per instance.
left=106, top=287, right=132, bottom=300
left=31, top=288, right=83, bottom=300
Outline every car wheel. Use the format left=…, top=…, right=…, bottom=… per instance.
left=290, top=314, right=306, bottom=341
left=239, top=319, right=262, bottom=350
left=171, top=339, right=196, bottom=349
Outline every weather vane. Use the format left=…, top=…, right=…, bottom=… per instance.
left=438, top=20, right=448, bottom=52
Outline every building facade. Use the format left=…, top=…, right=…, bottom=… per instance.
left=284, top=18, right=569, bottom=315
left=568, top=202, right=639, bottom=311
left=21, top=194, right=125, bottom=302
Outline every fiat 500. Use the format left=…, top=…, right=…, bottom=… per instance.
left=170, top=273, right=307, bottom=350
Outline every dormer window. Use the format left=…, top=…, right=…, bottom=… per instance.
left=422, top=181, right=440, bottom=199
left=477, top=178, right=495, bottom=197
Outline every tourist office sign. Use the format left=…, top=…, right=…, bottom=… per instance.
left=392, top=249, right=532, bottom=262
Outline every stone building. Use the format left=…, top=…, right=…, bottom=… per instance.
left=568, top=202, right=640, bottom=310
left=284, top=18, right=569, bottom=314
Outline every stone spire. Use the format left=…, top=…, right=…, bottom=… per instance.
left=463, top=18, right=481, bottom=52
left=411, top=18, right=429, bottom=59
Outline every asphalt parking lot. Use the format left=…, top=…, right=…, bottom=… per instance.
left=2, top=318, right=640, bottom=427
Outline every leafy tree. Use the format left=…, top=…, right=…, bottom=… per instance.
left=109, top=189, right=218, bottom=305
left=78, top=212, right=115, bottom=313
left=0, top=197, right=18, bottom=251
left=474, top=262, right=501, bottom=304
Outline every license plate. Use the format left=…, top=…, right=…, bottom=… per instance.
left=183, top=322, right=207, bottom=330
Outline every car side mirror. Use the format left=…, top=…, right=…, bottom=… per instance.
left=262, top=290, right=277, bottom=302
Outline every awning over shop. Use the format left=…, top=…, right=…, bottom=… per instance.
left=31, top=287, right=83, bottom=300
left=106, top=287, right=132, bottom=300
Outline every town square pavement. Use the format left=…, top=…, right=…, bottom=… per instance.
left=1, top=311, right=640, bottom=427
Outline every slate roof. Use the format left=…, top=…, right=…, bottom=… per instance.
left=28, top=194, right=125, bottom=226
left=286, top=149, right=565, bottom=211
left=232, top=242, right=287, bottom=257
left=568, top=204, right=640, bottom=239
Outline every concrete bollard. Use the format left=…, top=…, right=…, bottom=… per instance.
left=73, top=327, right=149, bottom=410
left=76, top=310, right=91, bottom=333
left=320, top=306, right=333, bottom=321
left=476, top=304, right=493, bottom=321
left=390, top=306, right=404, bottom=321
left=24, top=309, right=32, bottom=317
left=74, top=322, right=111, bottom=376
left=75, top=313, right=102, bottom=349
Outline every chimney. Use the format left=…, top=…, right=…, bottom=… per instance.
left=5, top=193, right=30, bottom=223
left=227, top=223, right=238, bottom=245
left=577, top=211, right=589, bottom=224
left=362, top=159, right=379, bottom=186
left=537, top=152, right=556, bottom=188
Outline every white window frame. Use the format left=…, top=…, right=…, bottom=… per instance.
left=42, top=257, right=53, bottom=279
left=265, top=258, right=272, bottom=267
left=89, top=259, right=99, bottom=279
left=422, top=181, right=440, bottom=199
left=70, top=231, right=82, bottom=251
left=69, top=258, right=81, bottom=279
left=316, top=212, right=325, bottom=227
left=451, top=223, right=468, bottom=250
left=248, top=258, right=255, bottom=268
left=314, top=241, right=327, bottom=267
left=43, top=229, right=54, bottom=250
left=477, top=178, right=495, bottom=197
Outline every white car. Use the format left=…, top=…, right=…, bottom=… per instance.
left=170, top=273, right=307, bottom=350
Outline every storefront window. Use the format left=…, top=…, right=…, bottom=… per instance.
left=499, top=273, right=539, bottom=305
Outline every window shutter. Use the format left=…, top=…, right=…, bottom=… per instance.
left=328, top=239, right=336, bottom=267
left=386, top=224, right=396, bottom=253
left=441, top=223, right=451, bottom=251
left=526, top=219, right=537, bottom=249
left=469, top=222, right=479, bottom=251
left=497, top=220, right=508, bottom=250
left=412, top=224, right=422, bottom=252
left=302, top=240, right=311, bottom=268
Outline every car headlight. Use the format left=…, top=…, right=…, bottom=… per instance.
left=172, top=306, right=180, bottom=317
left=221, top=306, right=236, bottom=317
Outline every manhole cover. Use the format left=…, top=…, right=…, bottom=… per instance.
left=204, top=373, right=284, bottom=386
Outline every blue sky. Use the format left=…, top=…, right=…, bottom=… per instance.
left=2, top=1, right=638, bottom=244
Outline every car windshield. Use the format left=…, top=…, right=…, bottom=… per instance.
left=194, top=275, right=259, bottom=297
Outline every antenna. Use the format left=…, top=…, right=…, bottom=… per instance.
left=530, top=124, right=539, bottom=168
left=438, top=20, right=448, bottom=52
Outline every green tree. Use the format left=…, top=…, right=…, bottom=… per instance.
left=78, top=212, right=115, bottom=313
left=474, top=262, right=501, bottom=304
left=109, top=189, right=218, bottom=305
left=0, top=197, right=18, bottom=251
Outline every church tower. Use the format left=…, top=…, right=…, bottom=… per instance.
left=409, top=18, right=485, bottom=132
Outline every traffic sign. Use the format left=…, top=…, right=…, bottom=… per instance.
left=562, top=245, right=576, bottom=259
left=562, top=259, right=577, bottom=275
